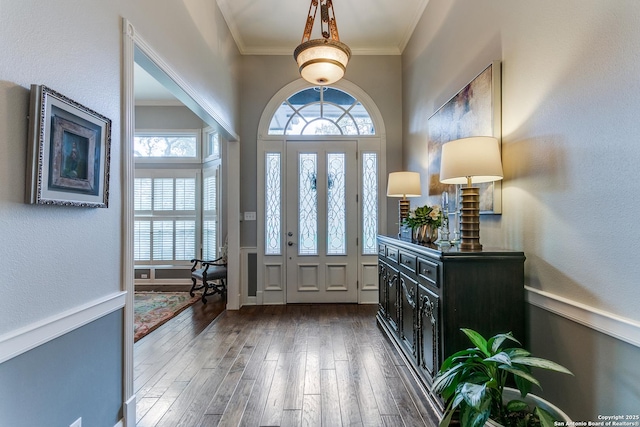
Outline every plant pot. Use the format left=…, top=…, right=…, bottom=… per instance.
left=485, top=387, right=572, bottom=426
left=414, top=224, right=438, bottom=244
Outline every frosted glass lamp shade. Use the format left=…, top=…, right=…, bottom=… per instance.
left=440, top=136, right=503, bottom=185
left=294, top=39, right=351, bottom=86
left=387, top=172, right=422, bottom=198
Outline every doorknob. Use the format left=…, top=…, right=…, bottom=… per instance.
left=288, top=241, right=295, bottom=246
left=287, top=231, right=293, bottom=237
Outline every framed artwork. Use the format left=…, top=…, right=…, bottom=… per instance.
left=26, top=85, right=112, bottom=208
left=428, top=61, right=502, bottom=214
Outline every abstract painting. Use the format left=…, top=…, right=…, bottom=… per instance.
left=428, top=62, right=502, bottom=213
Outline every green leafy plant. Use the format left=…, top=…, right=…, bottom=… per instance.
left=432, top=328, right=573, bottom=427
left=402, top=204, right=442, bottom=229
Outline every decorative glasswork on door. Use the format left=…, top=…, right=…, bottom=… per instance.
left=298, top=153, right=318, bottom=256
left=362, top=152, right=378, bottom=255
left=327, top=153, right=346, bottom=255
left=265, top=153, right=282, bottom=255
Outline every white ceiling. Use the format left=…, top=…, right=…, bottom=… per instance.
left=135, top=0, right=430, bottom=104
left=216, top=0, right=429, bottom=55
left=134, top=63, right=180, bottom=105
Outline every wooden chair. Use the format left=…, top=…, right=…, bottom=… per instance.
left=189, top=257, right=227, bottom=304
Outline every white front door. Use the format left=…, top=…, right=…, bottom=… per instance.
left=285, top=141, right=358, bottom=303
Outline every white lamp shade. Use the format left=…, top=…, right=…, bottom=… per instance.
left=439, top=136, right=504, bottom=185
left=387, top=171, right=422, bottom=197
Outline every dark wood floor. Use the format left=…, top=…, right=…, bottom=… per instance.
left=134, top=298, right=439, bottom=427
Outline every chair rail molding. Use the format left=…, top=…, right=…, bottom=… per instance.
left=0, top=291, right=126, bottom=364
left=525, top=286, right=640, bottom=348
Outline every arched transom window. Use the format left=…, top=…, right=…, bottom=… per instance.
left=268, top=87, right=375, bottom=136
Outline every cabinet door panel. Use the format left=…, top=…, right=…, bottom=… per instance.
left=378, top=262, right=388, bottom=316
left=386, top=264, right=399, bottom=332
left=400, top=273, right=418, bottom=358
left=418, top=285, right=440, bottom=382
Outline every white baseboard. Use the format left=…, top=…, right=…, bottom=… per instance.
left=123, top=394, right=136, bottom=427
left=525, top=286, right=640, bottom=349
left=0, top=291, right=126, bottom=364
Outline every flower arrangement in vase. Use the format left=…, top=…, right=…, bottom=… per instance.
left=402, top=204, right=442, bottom=243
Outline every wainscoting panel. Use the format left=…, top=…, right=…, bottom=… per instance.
left=525, top=286, right=640, bottom=348
left=0, top=291, right=126, bottom=364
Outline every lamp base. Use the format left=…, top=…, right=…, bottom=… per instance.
left=399, top=199, right=410, bottom=225
left=459, top=186, right=482, bottom=251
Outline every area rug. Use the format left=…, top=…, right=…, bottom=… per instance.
left=134, top=292, right=200, bottom=342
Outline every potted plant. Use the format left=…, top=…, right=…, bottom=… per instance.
left=433, top=328, right=573, bottom=427
left=403, top=204, right=442, bottom=243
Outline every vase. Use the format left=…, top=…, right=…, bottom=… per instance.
left=414, top=224, right=438, bottom=244
left=485, top=387, right=572, bottom=426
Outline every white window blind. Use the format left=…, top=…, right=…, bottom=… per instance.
left=203, top=170, right=219, bottom=260
left=134, top=175, right=198, bottom=264
left=134, top=220, right=151, bottom=261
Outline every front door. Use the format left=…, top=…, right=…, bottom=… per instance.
left=285, top=141, right=358, bottom=303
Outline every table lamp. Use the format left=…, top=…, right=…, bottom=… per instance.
left=439, top=136, right=503, bottom=251
left=387, top=171, right=422, bottom=227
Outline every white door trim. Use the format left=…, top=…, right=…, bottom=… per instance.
left=256, top=79, right=387, bottom=305
left=122, top=17, right=240, bottom=426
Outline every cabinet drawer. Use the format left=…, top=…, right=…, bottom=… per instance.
left=418, top=258, right=439, bottom=287
left=378, top=243, right=386, bottom=256
left=386, top=247, right=399, bottom=263
left=399, top=251, right=417, bottom=272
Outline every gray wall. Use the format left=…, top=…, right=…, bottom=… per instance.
left=135, top=105, right=206, bottom=130
left=403, top=0, right=640, bottom=418
left=0, top=0, right=239, bottom=424
left=528, top=306, right=640, bottom=417
left=239, top=55, right=404, bottom=247
left=0, top=311, right=123, bottom=427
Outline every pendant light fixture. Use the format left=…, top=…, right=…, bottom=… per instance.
left=293, top=0, right=351, bottom=86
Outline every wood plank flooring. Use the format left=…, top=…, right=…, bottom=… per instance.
left=134, top=299, right=439, bottom=427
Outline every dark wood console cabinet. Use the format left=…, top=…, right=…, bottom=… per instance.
left=376, top=235, right=526, bottom=414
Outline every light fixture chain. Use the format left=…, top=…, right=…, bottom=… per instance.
left=321, top=1, right=330, bottom=39
left=326, top=0, right=340, bottom=40
left=302, top=0, right=319, bottom=43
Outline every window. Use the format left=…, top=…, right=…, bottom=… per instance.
left=134, top=129, right=223, bottom=280
left=202, top=166, right=220, bottom=260
left=134, top=174, right=197, bottom=263
left=204, top=128, right=221, bottom=160
left=268, top=87, right=375, bottom=136
left=134, top=131, right=199, bottom=159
